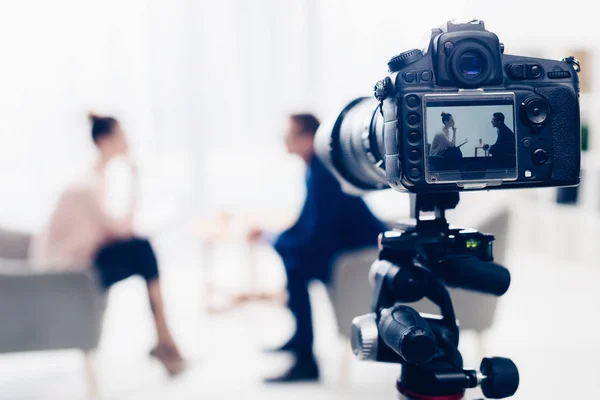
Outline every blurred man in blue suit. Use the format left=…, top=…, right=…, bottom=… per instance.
left=249, top=113, right=386, bottom=383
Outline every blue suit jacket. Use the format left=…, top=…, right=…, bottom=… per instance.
left=490, top=123, right=516, bottom=157
left=274, top=156, right=386, bottom=279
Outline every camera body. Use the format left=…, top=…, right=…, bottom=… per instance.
left=378, top=20, right=580, bottom=193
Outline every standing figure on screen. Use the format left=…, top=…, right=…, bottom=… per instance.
left=489, top=112, right=516, bottom=160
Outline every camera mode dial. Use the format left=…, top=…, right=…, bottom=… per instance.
left=388, top=49, right=423, bottom=72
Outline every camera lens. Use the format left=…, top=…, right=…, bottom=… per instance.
left=314, top=98, right=388, bottom=193
left=458, top=51, right=484, bottom=77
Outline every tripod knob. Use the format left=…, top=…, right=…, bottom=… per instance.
left=480, top=357, right=520, bottom=399
left=351, top=313, right=379, bottom=361
left=379, top=305, right=437, bottom=365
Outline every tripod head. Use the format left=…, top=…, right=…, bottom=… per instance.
left=351, top=193, right=519, bottom=399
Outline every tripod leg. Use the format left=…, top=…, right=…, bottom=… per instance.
left=475, top=330, right=488, bottom=361
left=338, top=336, right=352, bottom=387
left=84, top=351, right=97, bottom=398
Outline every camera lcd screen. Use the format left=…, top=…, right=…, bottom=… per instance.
left=422, top=94, right=518, bottom=185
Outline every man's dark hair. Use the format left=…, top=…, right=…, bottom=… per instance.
left=290, top=113, right=320, bottom=136
left=493, top=112, right=505, bottom=123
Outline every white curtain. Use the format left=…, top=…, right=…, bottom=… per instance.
left=0, top=0, right=481, bottom=231
left=0, top=0, right=162, bottom=230
left=0, top=0, right=319, bottom=231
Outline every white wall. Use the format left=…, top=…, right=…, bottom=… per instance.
left=0, top=0, right=163, bottom=230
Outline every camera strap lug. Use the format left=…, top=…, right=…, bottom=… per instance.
left=562, top=56, right=581, bottom=73
left=374, top=76, right=393, bottom=102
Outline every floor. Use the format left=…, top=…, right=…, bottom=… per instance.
left=1, top=216, right=600, bottom=400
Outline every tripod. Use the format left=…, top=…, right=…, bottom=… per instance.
left=351, top=192, right=519, bottom=399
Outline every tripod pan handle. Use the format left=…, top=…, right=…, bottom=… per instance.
left=440, top=258, right=510, bottom=296
left=480, top=357, right=520, bottom=399
left=379, top=305, right=437, bottom=365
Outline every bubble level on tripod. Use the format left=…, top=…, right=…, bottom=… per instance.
left=466, top=239, right=480, bottom=249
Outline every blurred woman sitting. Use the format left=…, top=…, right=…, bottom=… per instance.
left=30, top=113, right=184, bottom=376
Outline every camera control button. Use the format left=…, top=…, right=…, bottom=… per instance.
left=522, top=138, right=532, bottom=149
left=528, top=64, right=542, bottom=78
left=508, top=64, right=525, bottom=79
left=521, top=97, right=550, bottom=127
left=409, top=149, right=421, bottom=162
left=443, top=42, right=454, bottom=56
left=404, top=72, right=416, bottom=83
left=406, top=95, right=420, bottom=108
left=421, top=70, right=432, bottom=81
left=408, top=131, right=421, bottom=145
left=532, top=149, right=549, bottom=165
left=407, top=113, right=420, bottom=127
left=409, top=167, right=421, bottom=180
left=548, top=70, right=572, bottom=79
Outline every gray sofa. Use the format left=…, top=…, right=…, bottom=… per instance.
left=0, top=228, right=106, bottom=393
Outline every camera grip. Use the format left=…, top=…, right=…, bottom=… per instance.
left=534, top=86, right=580, bottom=182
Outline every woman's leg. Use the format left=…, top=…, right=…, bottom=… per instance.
left=131, top=239, right=180, bottom=354
left=147, top=277, right=179, bottom=354
left=95, top=238, right=184, bottom=374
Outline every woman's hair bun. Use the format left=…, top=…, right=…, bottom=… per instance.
left=88, top=111, right=100, bottom=122
left=88, top=112, right=118, bottom=143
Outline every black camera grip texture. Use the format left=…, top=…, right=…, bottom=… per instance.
left=534, top=86, right=580, bottom=182
left=439, top=258, right=510, bottom=296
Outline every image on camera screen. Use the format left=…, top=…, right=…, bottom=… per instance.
left=423, top=94, right=518, bottom=184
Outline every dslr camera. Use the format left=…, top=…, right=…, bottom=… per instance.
left=314, top=20, right=581, bottom=399
left=316, top=19, right=581, bottom=194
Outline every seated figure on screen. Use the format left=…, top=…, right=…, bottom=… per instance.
left=429, top=112, right=463, bottom=170
left=430, top=112, right=456, bottom=156
left=489, top=112, right=516, bottom=160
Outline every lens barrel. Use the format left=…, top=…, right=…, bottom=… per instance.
left=314, top=97, right=389, bottom=194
